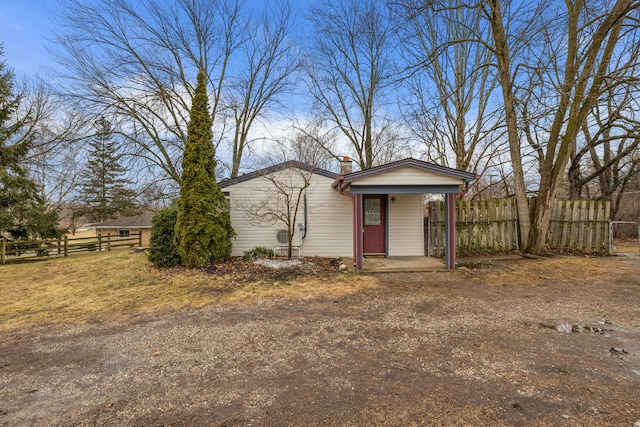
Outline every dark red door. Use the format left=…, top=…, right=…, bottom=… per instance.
left=363, top=195, right=386, bottom=254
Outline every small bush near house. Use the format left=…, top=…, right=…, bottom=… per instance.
left=243, top=247, right=275, bottom=261
left=148, top=206, right=181, bottom=267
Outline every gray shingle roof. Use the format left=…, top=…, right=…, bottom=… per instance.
left=218, top=160, right=338, bottom=189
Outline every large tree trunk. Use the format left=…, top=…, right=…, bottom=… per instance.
left=526, top=168, right=559, bottom=253
left=486, top=0, right=531, bottom=249
left=568, top=158, right=583, bottom=199
left=526, top=1, right=627, bottom=254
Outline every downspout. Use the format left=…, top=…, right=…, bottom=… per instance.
left=336, top=176, right=351, bottom=198
left=335, top=176, right=359, bottom=269
left=457, top=177, right=480, bottom=199
left=301, top=193, right=308, bottom=239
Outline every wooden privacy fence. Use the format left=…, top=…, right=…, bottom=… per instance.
left=427, top=198, right=610, bottom=256
left=547, top=199, right=610, bottom=252
left=1, top=233, right=142, bottom=264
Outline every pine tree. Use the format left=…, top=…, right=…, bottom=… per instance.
left=174, top=70, right=234, bottom=268
left=76, top=117, right=139, bottom=223
left=0, top=47, right=58, bottom=239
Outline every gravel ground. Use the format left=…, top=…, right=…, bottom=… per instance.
left=1, top=255, right=639, bottom=426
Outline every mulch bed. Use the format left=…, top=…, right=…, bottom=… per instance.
left=205, top=256, right=344, bottom=283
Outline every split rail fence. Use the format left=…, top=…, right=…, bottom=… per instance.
left=426, top=198, right=610, bottom=256
left=1, top=233, right=142, bottom=265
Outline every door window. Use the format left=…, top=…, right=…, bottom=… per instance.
left=364, top=198, right=381, bottom=225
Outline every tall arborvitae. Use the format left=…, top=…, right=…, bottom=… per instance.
left=76, top=117, right=139, bottom=223
left=174, top=70, right=234, bottom=268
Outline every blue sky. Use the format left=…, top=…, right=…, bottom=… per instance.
left=0, top=0, right=314, bottom=80
left=0, top=1, right=54, bottom=79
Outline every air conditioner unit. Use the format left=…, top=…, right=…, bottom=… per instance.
left=275, top=229, right=301, bottom=247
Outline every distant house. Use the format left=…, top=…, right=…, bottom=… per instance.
left=91, top=212, right=155, bottom=246
left=219, top=158, right=477, bottom=270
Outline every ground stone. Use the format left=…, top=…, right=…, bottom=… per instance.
left=254, top=258, right=303, bottom=269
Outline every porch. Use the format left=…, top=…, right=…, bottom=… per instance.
left=342, top=256, right=446, bottom=272
left=332, top=158, right=478, bottom=271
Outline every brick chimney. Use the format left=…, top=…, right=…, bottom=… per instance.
left=339, top=156, right=352, bottom=175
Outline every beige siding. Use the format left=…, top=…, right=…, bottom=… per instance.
left=353, top=166, right=463, bottom=186
left=140, top=229, right=151, bottom=247
left=387, top=194, right=424, bottom=256
left=226, top=168, right=353, bottom=257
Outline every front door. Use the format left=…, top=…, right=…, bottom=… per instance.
left=363, top=195, right=386, bottom=255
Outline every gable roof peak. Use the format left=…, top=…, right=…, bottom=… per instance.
left=343, top=157, right=477, bottom=182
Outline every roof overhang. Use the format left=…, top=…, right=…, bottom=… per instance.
left=332, top=158, right=478, bottom=194
left=349, top=185, right=461, bottom=194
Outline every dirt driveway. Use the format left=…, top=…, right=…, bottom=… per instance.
left=1, top=255, right=639, bottom=426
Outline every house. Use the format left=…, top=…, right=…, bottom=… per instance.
left=219, top=158, right=477, bottom=270
left=91, top=212, right=155, bottom=246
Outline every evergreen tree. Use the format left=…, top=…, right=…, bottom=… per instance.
left=76, top=117, right=139, bottom=223
left=175, top=70, right=234, bottom=268
left=0, top=47, right=58, bottom=239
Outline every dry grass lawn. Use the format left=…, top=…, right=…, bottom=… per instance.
left=0, top=250, right=376, bottom=331
left=1, top=250, right=634, bottom=332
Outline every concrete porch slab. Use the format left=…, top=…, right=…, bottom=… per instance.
left=342, top=256, right=446, bottom=272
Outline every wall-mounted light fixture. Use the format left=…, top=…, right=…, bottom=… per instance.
left=391, top=197, right=396, bottom=204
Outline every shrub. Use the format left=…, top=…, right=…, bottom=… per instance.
left=243, top=246, right=275, bottom=261
left=148, top=206, right=181, bottom=267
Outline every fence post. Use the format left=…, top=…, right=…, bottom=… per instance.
left=427, top=217, right=431, bottom=257
left=64, top=235, right=68, bottom=257
left=608, top=219, right=614, bottom=255
left=97, top=234, right=102, bottom=252
left=57, top=237, right=61, bottom=255
left=107, top=233, right=111, bottom=251
left=139, top=231, right=142, bottom=247
left=1, top=239, right=5, bottom=265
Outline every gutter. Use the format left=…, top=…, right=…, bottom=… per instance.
left=457, top=175, right=481, bottom=199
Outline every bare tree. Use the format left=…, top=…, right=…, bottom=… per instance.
left=566, top=42, right=640, bottom=218
left=55, top=0, right=239, bottom=183
left=305, top=0, right=399, bottom=170
left=237, top=161, right=314, bottom=259
left=483, top=0, right=640, bottom=253
left=411, top=0, right=640, bottom=253
left=237, top=129, right=337, bottom=258
left=54, top=0, right=297, bottom=185
left=568, top=101, right=640, bottom=217
left=288, top=127, right=336, bottom=172
left=226, top=2, right=300, bottom=178
left=21, top=83, right=89, bottom=211
left=398, top=0, right=504, bottom=176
